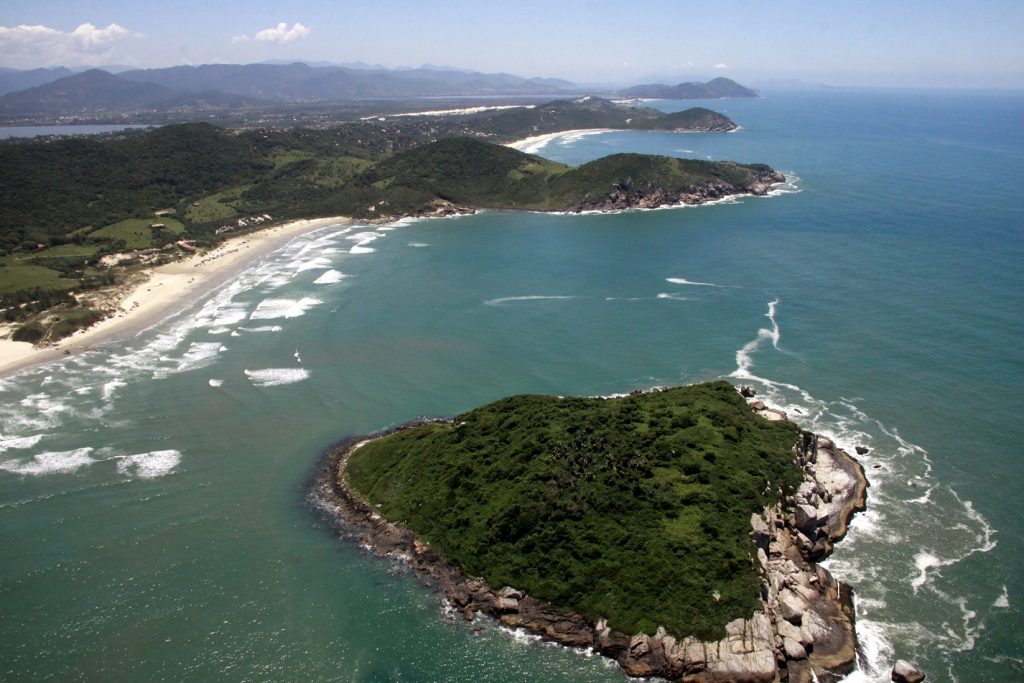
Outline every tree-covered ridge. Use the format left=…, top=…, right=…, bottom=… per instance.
left=345, top=382, right=803, bottom=640
left=328, top=138, right=781, bottom=217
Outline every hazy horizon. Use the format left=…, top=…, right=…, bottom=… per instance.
left=1, top=0, right=1022, bottom=89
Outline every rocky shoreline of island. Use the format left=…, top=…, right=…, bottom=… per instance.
left=311, top=385, right=870, bottom=683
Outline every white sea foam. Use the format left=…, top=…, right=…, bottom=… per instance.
left=912, top=551, right=942, bottom=590
left=408, top=242, right=431, bottom=248
left=0, top=448, right=95, bottom=476
left=294, top=256, right=334, bottom=272
left=244, top=368, right=310, bottom=387
left=294, top=349, right=302, bottom=364
left=313, top=269, right=349, bottom=284
left=250, top=297, right=322, bottom=320
left=0, top=434, right=44, bottom=453
left=207, top=326, right=231, bottom=335
left=349, top=244, right=376, bottom=254
left=208, top=379, right=223, bottom=387
left=101, top=378, right=126, bottom=402
left=656, top=293, right=689, bottom=301
left=237, top=325, right=283, bottom=333
left=115, top=450, right=181, bottom=478
left=665, top=277, right=727, bottom=288
left=484, top=295, right=575, bottom=306
left=993, top=586, right=1010, bottom=608
left=730, top=298, right=781, bottom=379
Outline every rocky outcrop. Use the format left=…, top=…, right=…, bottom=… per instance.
left=565, top=169, right=785, bottom=213
left=892, top=660, right=926, bottom=682
left=312, top=394, right=869, bottom=683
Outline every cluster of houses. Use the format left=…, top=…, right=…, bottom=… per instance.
left=215, top=214, right=273, bottom=235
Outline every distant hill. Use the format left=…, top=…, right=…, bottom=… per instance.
left=0, top=67, right=74, bottom=96
left=117, top=62, right=577, bottom=100
left=0, top=69, right=264, bottom=118
left=618, top=77, right=758, bottom=100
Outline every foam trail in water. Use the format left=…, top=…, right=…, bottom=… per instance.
left=0, top=434, right=43, bottom=453
left=665, top=277, right=728, bottom=287
left=0, top=448, right=95, bottom=476
left=729, top=298, right=781, bottom=379
left=250, top=297, right=322, bottom=320
left=484, top=295, right=575, bottom=306
left=656, top=293, right=689, bottom=301
left=244, top=368, right=310, bottom=387
left=114, top=450, right=181, bottom=478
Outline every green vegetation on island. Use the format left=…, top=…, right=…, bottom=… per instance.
left=345, top=382, right=803, bottom=640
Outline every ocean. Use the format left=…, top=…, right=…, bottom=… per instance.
left=1, top=88, right=1021, bottom=681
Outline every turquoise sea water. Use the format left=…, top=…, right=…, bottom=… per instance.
left=1, top=89, right=1021, bottom=681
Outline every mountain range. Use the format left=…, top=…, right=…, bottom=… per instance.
left=0, top=63, right=757, bottom=121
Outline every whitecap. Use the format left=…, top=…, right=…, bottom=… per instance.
left=0, top=434, right=43, bottom=452
left=244, top=368, right=310, bottom=387
left=207, top=326, right=232, bottom=335
left=349, top=244, right=376, bottom=254
left=313, top=270, right=349, bottom=284
left=250, top=297, right=322, bottom=320
left=994, top=586, right=1010, bottom=608
left=237, top=325, right=283, bottom=333
left=115, top=450, right=181, bottom=478
left=665, top=277, right=727, bottom=288
left=208, top=379, right=223, bottom=387
left=408, top=242, right=431, bottom=248
left=656, top=293, right=689, bottom=301
left=0, top=448, right=95, bottom=476
left=484, top=295, right=575, bottom=306
left=912, top=551, right=942, bottom=590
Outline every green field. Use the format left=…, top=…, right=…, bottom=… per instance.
left=346, top=381, right=802, bottom=640
left=0, top=256, right=77, bottom=295
left=88, top=217, right=186, bottom=250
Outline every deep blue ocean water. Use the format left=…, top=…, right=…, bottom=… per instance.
left=1, top=89, right=1021, bottom=681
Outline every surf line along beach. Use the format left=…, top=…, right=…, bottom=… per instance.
left=0, top=216, right=351, bottom=379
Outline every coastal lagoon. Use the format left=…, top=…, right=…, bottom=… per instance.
left=1, top=89, right=1021, bottom=681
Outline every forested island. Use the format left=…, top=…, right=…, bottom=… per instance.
left=0, top=97, right=780, bottom=344
left=315, top=382, right=867, bottom=682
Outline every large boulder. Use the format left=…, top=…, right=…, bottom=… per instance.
left=892, top=660, right=926, bottom=683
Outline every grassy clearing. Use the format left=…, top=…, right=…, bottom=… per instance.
left=184, top=185, right=251, bottom=224
left=0, top=257, right=75, bottom=295
left=88, top=218, right=186, bottom=250
left=346, top=381, right=802, bottom=641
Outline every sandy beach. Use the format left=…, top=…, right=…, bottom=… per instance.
left=0, top=215, right=351, bottom=379
left=504, top=128, right=613, bottom=154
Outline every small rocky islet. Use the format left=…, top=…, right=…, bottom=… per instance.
left=312, top=381, right=874, bottom=682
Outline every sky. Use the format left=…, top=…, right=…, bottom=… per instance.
left=1, top=0, right=1022, bottom=88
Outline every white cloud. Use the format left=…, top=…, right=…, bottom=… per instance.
left=713, top=63, right=729, bottom=70
left=231, top=35, right=249, bottom=44
left=0, top=22, right=139, bottom=68
left=253, top=22, right=311, bottom=44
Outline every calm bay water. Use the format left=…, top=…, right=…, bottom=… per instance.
left=0, top=124, right=153, bottom=139
left=1, top=89, right=1021, bottom=681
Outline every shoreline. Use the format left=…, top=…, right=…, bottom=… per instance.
left=504, top=128, right=613, bottom=153
left=0, top=215, right=351, bottom=379
left=311, top=387, right=869, bottom=683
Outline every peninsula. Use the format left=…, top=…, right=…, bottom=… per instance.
left=0, top=98, right=778, bottom=351
left=314, top=382, right=868, bottom=683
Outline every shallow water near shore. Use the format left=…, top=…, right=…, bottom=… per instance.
left=1, top=89, right=1021, bottom=681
